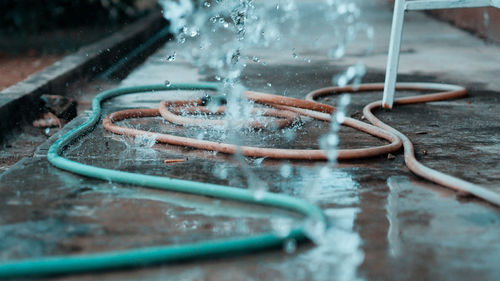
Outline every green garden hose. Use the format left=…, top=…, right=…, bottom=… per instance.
left=0, top=83, right=326, bottom=279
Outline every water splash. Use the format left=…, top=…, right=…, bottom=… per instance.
left=134, top=134, right=157, bottom=148
left=320, top=94, right=351, bottom=163
left=118, top=134, right=158, bottom=162
left=303, top=214, right=328, bottom=244
left=158, top=0, right=305, bottom=85
left=156, top=3, right=370, bottom=267
left=333, top=62, right=366, bottom=88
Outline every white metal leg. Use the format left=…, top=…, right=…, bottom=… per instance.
left=382, top=0, right=499, bottom=109
left=382, top=0, right=406, bottom=108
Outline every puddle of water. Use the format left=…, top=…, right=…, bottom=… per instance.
left=385, top=176, right=500, bottom=279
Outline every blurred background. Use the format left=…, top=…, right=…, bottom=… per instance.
left=0, top=0, right=158, bottom=90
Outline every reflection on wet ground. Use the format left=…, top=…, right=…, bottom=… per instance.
left=382, top=176, right=500, bottom=280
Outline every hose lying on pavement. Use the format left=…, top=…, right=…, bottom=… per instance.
left=0, top=83, right=326, bottom=279
left=305, top=82, right=500, bottom=206
left=104, top=90, right=403, bottom=160
left=104, top=82, right=500, bottom=205
left=1, top=81, right=498, bottom=279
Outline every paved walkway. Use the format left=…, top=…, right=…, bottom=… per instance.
left=0, top=1, right=499, bottom=280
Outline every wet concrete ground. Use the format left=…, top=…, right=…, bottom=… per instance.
left=0, top=79, right=120, bottom=174
left=1, top=1, right=499, bottom=280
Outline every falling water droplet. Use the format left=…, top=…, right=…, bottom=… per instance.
left=483, top=11, right=490, bottom=27
left=284, top=238, right=297, bottom=254
left=164, top=80, right=171, bottom=87
left=213, top=164, right=228, bottom=179
left=272, top=217, right=294, bottom=237
left=280, top=164, right=292, bottom=178
left=253, top=188, right=265, bottom=200
left=250, top=178, right=268, bottom=201
left=167, top=52, right=176, bottom=61
left=330, top=45, right=345, bottom=59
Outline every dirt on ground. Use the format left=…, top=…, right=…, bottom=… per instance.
left=0, top=51, right=62, bottom=91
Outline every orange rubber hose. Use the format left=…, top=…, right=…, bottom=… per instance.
left=264, top=103, right=403, bottom=159
left=158, top=99, right=299, bottom=129
left=102, top=82, right=499, bottom=205
left=245, top=90, right=335, bottom=113
left=103, top=93, right=401, bottom=160
left=306, top=82, right=500, bottom=206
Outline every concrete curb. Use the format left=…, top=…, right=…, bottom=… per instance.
left=0, top=11, right=169, bottom=143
